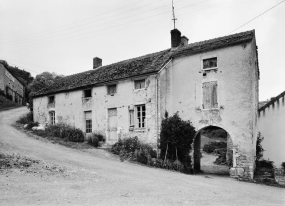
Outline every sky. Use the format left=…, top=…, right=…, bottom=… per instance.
left=0, top=0, right=284, bottom=101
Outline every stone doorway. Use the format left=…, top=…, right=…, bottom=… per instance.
left=192, top=126, right=233, bottom=176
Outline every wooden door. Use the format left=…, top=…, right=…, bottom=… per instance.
left=108, top=108, right=117, bottom=140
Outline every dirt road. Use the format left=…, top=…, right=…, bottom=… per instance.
left=0, top=107, right=284, bottom=206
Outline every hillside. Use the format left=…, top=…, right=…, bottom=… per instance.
left=0, top=96, right=22, bottom=111
left=0, top=60, right=34, bottom=86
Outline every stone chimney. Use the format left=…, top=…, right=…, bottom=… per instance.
left=171, top=29, right=181, bottom=48
left=93, top=57, right=102, bottom=69
left=180, top=36, right=189, bottom=46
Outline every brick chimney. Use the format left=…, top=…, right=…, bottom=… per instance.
left=93, top=57, right=102, bottom=69
left=180, top=36, right=189, bottom=46
left=171, top=29, right=181, bottom=48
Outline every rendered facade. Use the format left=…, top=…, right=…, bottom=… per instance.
left=33, top=29, right=259, bottom=179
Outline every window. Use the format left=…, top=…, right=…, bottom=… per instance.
left=85, top=111, right=92, bottom=133
left=135, top=105, right=146, bottom=128
left=134, top=79, right=145, bottom=90
left=84, top=89, right=92, bottom=98
left=203, top=57, right=217, bottom=70
left=107, top=85, right=116, bottom=95
left=48, top=96, right=55, bottom=104
left=49, top=111, right=55, bottom=125
left=202, top=81, right=218, bottom=109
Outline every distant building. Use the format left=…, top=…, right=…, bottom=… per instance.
left=258, top=92, right=285, bottom=166
left=33, top=29, right=259, bottom=179
left=0, top=63, right=25, bottom=105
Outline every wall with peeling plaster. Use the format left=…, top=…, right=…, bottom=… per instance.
left=33, top=74, right=158, bottom=145
left=258, top=98, right=285, bottom=166
left=159, top=39, right=259, bottom=179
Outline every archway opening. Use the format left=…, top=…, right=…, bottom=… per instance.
left=193, top=126, right=233, bottom=176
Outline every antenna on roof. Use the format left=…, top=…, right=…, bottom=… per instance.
left=172, top=0, right=177, bottom=29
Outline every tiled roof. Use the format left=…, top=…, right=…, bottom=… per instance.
left=172, top=30, right=255, bottom=57
left=258, top=91, right=285, bottom=113
left=33, top=30, right=255, bottom=97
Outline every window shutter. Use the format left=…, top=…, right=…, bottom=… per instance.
left=203, top=81, right=218, bottom=109
left=211, top=82, right=218, bottom=108
left=203, top=82, right=211, bottom=109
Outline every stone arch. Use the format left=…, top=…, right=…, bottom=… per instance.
left=191, top=125, right=234, bottom=175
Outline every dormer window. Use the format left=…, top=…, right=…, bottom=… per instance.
left=84, top=89, right=92, bottom=98
left=107, top=85, right=116, bottom=95
left=134, top=79, right=145, bottom=90
left=203, top=57, right=217, bottom=70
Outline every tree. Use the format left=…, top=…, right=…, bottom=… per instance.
left=159, top=112, right=196, bottom=164
left=28, top=72, right=64, bottom=93
left=28, top=72, right=64, bottom=110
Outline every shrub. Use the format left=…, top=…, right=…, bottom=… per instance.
left=111, top=136, right=156, bottom=164
left=45, top=124, right=84, bottom=142
left=65, top=128, right=84, bottom=142
left=201, top=127, right=227, bottom=139
left=256, top=132, right=264, bottom=162
left=203, top=141, right=226, bottom=154
left=255, top=133, right=275, bottom=176
left=93, top=132, right=105, bottom=142
left=87, top=135, right=99, bottom=147
left=45, top=124, right=62, bottom=137
left=0, top=89, right=5, bottom=97
left=159, top=112, right=196, bottom=167
left=111, top=139, right=124, bottom=155
left=26, top=122, right=39, bottom=130
left=281, top=162, right=285, bottom=170
left=256, top=159, right=274, bottom=169
left=17, top=111, right=34, bottom=124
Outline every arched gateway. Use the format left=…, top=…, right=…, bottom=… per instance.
left=190, top=123, right=256, bottom=179
left=191, top=126, right=233, bottom=175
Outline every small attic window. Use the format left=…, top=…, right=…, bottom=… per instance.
left=107, top=85, right=116, bottom=95
left=48, top=96, right=55, bottom=104
left=84, top=89, right=92, bottom=98
left=134, top=79, right=145, bottom=90
left=203, top=57, right=217, bottom=70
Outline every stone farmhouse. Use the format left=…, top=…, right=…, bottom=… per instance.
left=258, top=91, right=285, bottom=166
left=0, top=63, right=25, bottom=105
left=33, top=29, right=259, bottom=179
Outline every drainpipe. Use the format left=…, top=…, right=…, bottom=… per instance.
left=155, top=74, right=159, bottom=158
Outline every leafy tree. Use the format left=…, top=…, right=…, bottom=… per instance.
left=28, top=72, right=64, bottom=110
left=28, top=72, right=64, bottom=93
left=159, top=112, right=196, bottom=164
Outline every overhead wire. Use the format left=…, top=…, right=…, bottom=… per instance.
left=1, top=0, right=230, bottom=76
left=1, top=0, right=169, bottom=46
left=228, top=0, right=285, bottom=34
left=1, top=0, right=148, bottom=44
left=4, top=0, right=280, bottom=74
left=2, top=0, right=210, bottom=50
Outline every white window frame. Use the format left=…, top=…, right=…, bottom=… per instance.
left=134, top=79, right=146, bottom=90
left=85, top=111, right=92, bottom=133
left=201, top=55, right=218, bottom=71
left=49, top=111, right=55, bottom=125
left=135, top=104, right=146, bottom=129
